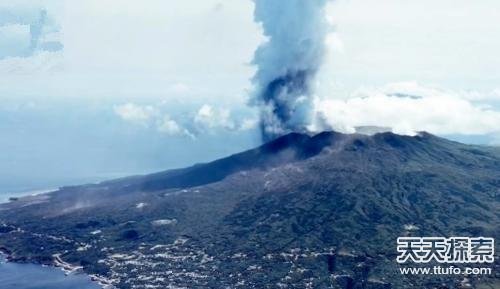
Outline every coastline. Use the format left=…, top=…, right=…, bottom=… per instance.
left=0, top=188, right=57, bottom=204
left=0, top=247, right=114, bottom=289
left=0, top=188, right=114, bottom=288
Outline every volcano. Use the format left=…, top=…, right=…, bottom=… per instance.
left=0, top=131, right=499, bottom=289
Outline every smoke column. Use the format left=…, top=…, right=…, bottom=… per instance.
left=252, top=0, right=331, bottom=142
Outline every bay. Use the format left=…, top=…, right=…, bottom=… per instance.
left=0, top=256, right=101, bottom=289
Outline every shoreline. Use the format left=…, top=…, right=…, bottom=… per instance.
left=0, top=188, right=57, bottom=204
left=0, top=248, right=114, bottom=289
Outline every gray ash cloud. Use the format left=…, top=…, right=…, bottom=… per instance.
left=251, top=0, right=332, bottom=142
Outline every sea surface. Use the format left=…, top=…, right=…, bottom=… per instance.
left=0, top=172, right=140, bottom=203
left=0, top=184, right=105, bottom=289
left=0, top=255, right=101, bottom=289
left=0, top=188, right=56, bottom=203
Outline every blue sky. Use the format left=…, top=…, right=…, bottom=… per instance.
left=1, top=0, right=500, bottom=192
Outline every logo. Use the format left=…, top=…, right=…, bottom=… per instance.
left=397, top=237, right=494, bottom=264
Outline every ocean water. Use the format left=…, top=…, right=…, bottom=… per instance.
left=0, top=256, right=101, bottom=289
left=0, top=173, right=136, bottom=203
left=0, top=180, right=115, bottom=288
left=0, top=188, right=56, bottom=203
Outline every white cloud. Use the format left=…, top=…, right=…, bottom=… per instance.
left=157, top=114, right=194, bottom=138
left=238, top=117, right=258, bottom=131
left=194, top=104, right=235, bottom=130
left=157, top=115, right=181, bottom=134
left=114, top=102, right=257, bottom=138
left=192, top=104, right=258, bottom=133
left=313, top=82, right=500, bottom=136
left=0, top=50, right=62, bottom=74
left=114, top=103, right=158, bottom=125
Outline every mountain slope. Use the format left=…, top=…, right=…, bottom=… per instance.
left=0, top=131, right=499, bottom=289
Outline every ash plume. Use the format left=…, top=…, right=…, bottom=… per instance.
left=252, top=0, right=332, bottom=142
